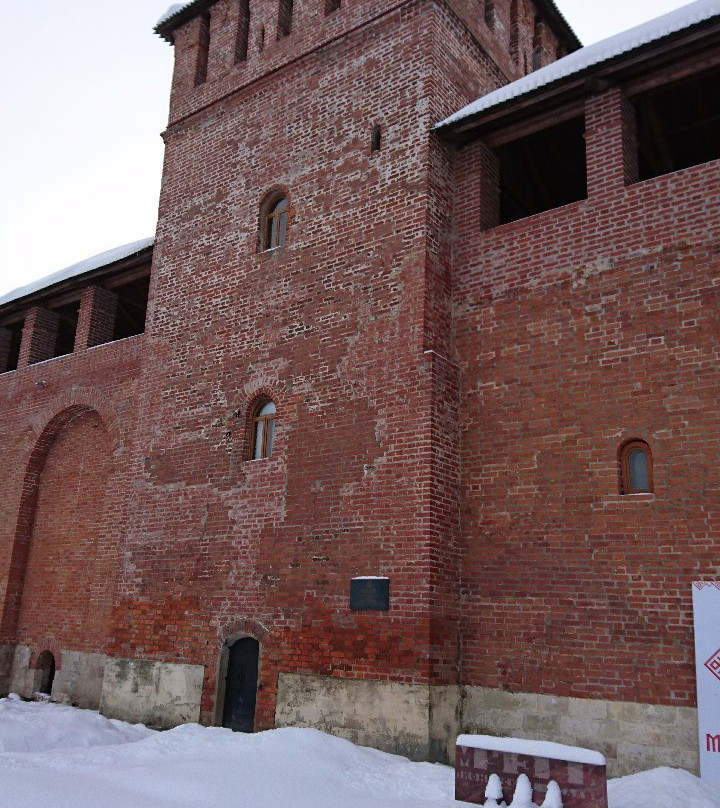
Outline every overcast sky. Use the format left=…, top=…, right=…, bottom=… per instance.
left=0, top=0, right=697, bottom=297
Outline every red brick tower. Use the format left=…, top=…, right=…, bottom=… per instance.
left=97, top=0, right=574, bottom=756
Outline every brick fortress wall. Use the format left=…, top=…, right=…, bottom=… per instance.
left=452, top=87, right=720, bottom=772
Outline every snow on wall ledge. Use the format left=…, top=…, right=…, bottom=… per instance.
left=437, top=0, right=720, bottom=128
left=457, top=734, right=606, bottom=766
left=0, top=237, right=154, bottom=309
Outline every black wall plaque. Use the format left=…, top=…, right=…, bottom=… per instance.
left=350, top=577, right=390, bottom=611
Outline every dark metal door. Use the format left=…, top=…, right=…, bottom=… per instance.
left=222, top=637, right=259, bottom=732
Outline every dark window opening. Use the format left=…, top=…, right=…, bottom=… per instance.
left=35, top=650, right=56, bottom=696
left=484, top=0, right=495, bottom=29
left=277, top=0, right=293, bottom=39
left=634, top=66, right=720, bottom=182
left=496, top=116, right=587, bottom=225
left=195, top=13, right=211, bottom=86
left=110, top=275, right=150, bottom=341
left=325, top=0, right=341, bottom=14
left=51, top=301, right=80, bottom=359
left=371, top=124, right=382, bottom=152
left=619, top=439, right=653, bottom=494
left=0, top=320, right=23, bottom=373
left=235, top=0, right=250, bottom=62
left=258, top=25, right=266, bottom=52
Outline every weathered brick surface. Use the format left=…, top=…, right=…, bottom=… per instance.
left=454, top=87, right=720, bottom=706
left=0, top=337, right=144, bottom=652
left=96, top=0, right=548, bottom=728
left=0, top=0, right=716, bottom=760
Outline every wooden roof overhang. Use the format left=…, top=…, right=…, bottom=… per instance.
left=437, top=16, right=720, bottom=149
left=0, top=247, right=153, bottom=327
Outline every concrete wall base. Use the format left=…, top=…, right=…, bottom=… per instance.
left=274, top=675, right=698, bottom=776
left=52, top=650, right=104, bottom=709
left=0, top=644, right=18, bottom=695
left=1, top=646, right=203, bottom=729
left=1, top=648, right=700, bottom=777
left=275, top=673, right=458, bottom=762
left=460, top=686, right=699, bottom=778
left=100, top=656, right=204, bottom=728
left=4, top=645, right=35, bottom=698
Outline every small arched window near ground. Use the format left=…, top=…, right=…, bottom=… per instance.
left=619, top=439, right=653, bottom=494
left=35, top=650, right=56, bottom=696
left=251, top=400, right=276, bottom=459
left=262, top=195, right=288, bottom=250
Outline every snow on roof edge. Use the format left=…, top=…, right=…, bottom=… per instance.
left=0, top=237, right=154, bottom=309
left=156, top=2, right=194, bottom=29
left=457, top=734, right=607, bottom=766
left=437, top=0, right=720, bottom=129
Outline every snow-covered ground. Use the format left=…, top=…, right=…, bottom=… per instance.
left=0, top=696, right=718, bottom=808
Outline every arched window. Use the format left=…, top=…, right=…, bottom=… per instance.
left=262, top=196, right=287, bottom=250
left=251, top=400, right=276, bottom=459
left=619, top=439, right=653, bottom=494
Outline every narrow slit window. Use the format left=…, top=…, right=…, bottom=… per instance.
left=619, top=440, right=653, bottom=494
left=195, top=13, right=211, bottom=86
left=277, top=0, right=293, bottom=39
left=371, top=125, right=382, bottom=153
left=509, top=0, right=520, bottom=65
left=532, top=18, right=543, bottom=71
left=484, top=0, right=495, bottom=29
left=252, top=401, right=276, bottom=459
left=235, top=0, right=250, bottom=63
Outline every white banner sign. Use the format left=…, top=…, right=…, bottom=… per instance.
left=693, top=581, right=720, bottom=783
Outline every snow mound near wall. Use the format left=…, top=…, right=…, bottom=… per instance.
left=0, top=697, right=718, bottom=808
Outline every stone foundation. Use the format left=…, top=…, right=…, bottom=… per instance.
left=0, top=644, right=18, bottom=695
left=3, top=645, right=35, bottom=697
left=0, top=648, right=700, bottom=776
left=275, top=673, right=459, bottom=761
left=52, top=650, right=105, bottom=709
left=100, top=657, right=204, bottom=728
left=275, top=676, right=698, bottom=776
left=0, top=646, right=203, bottom=729
left=460, top=686, right=699, bottom=777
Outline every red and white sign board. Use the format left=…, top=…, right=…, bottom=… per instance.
left=693, top=582, right=720, bottom=783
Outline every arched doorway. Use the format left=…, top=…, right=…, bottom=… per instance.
left=221, top=637, right=259, bottom=732
left=35, top=650, right=56, bottom=696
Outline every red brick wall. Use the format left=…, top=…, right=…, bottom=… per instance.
left=15, top=410, right=115, bottom=652
left=453, top=88, right=720, bottom=706
left=0, top=336, right=144, bottom=653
